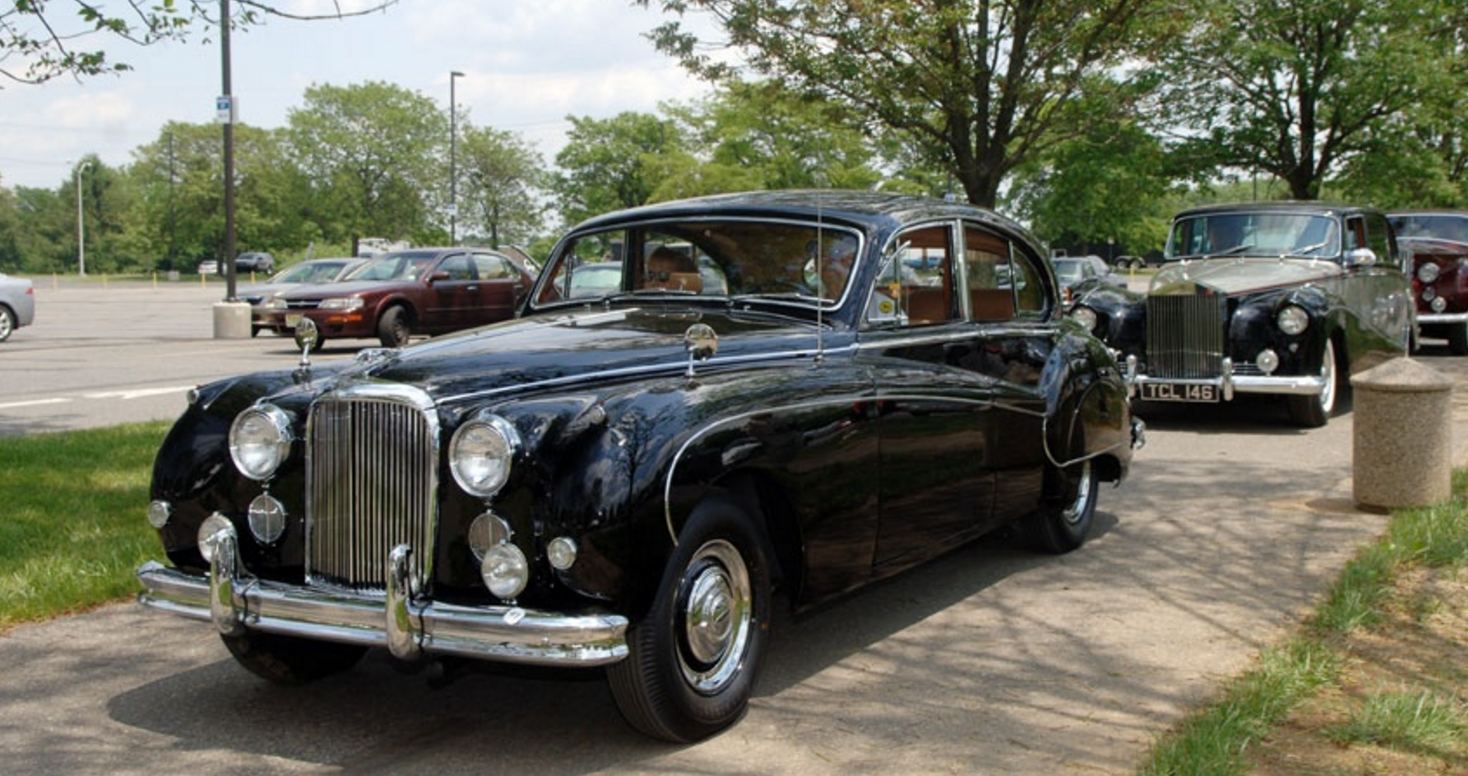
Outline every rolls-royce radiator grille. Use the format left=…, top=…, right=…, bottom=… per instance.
left=1146, top=295, right=1226, bottom=379
left=305, top=389, right=439, bottom=591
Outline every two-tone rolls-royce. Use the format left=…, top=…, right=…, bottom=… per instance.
left=1070, top=202, right=1413, bottom=427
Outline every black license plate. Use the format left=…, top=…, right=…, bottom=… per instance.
left=1140, top=382, right=1219, bottom=403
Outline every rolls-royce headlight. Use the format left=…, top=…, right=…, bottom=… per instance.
left=1276, top=305, right=1309, bottom=336
left=450, top=415, right=522, bottom=498
left=229, top=404, right=293, bottom=481
left=248, top=494, right=288, bottom=545
left=1418, top=263, right=1440, bottom=284
left=482, top=544, right=529, bottom=599
left=1069, top=305, right=1099, bottom=333
left=319, top=297, right=364, bottom=311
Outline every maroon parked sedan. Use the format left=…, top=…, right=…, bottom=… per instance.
left=264, top=247, right=535, bottom=349
left=1388, top=211, right=1468, bottom=354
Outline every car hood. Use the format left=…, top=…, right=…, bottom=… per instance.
left=336, top=306, right=832, bottom=405
left=1149, top=257, right=1343, bottom=297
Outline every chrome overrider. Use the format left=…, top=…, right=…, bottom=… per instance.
left=1122, top=354, right=1327, bottom=401
left=136, top=521, right=629, bottom=667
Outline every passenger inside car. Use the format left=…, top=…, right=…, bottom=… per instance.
left=644, top=247, right=703, bottom=293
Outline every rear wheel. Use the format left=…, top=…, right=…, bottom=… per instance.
left=377, top=306, right=411, bottom=348
left=1030, top=459, right=1098, bottom=554
left=0, top=305, right=14, bottom=342
left=221, top=630, right=366, bottom=685
left=607, top=498, right=772, bottom=742
left=1287, top=339, right=1337, bottom=428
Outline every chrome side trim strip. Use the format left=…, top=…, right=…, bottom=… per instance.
left=137, top=561, right=629, bottom=667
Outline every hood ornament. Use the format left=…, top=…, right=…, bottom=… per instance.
left=293, top=318, right=319, bottom=375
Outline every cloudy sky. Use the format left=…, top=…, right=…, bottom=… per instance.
left=0, top=0, right=722, bottom=190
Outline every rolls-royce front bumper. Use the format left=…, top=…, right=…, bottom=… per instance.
left=1124, top=355, right=1326, bottom=402
left=136, top=528, right=629, bottom=668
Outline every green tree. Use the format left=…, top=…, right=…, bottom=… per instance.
left=1011, top=112, right=1172, bottom=257
left=1155, top=0, right=1439, bottom=201
left=285, top=81, right=448, bottom=250
left=458, top=126, right=547, bottom=248
left=554, top=112, right=686, bottom=225
left=639, top=0, right=1167, bottom=207
left=0, top=1, right=399, bottom=85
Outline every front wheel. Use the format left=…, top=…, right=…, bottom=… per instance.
left=1287, top=339, right=1338, bottom=428
left=377, top=306, right=411, bottom=348
left=0, top=305, right=14, bottom=342
left=607, top=498, right=772, bottom=742
left=221, top=630, right=366, bottom=685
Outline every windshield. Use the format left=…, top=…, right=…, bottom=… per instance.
left=1052, top=260, right=1085, bottom=282
left=1165, top=213, right=1339, bottom=260
left=345, top=254, right=436, bottom=282
left=533, top=220, right=863, bottom=308
left=1390, top=214, right=1468, bottom=242
left=271, top=260, right=353, bottom=284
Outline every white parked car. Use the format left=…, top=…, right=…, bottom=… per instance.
left=0, top=272, right=36, bottom=342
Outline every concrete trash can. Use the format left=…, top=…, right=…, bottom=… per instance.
left=1351, top=357, right=1453, bottom=511
left=212, top=300, right=252, bottom=339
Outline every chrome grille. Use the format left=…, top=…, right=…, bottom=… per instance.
left=306, top=386, right=439, bottom=591
left=1146, top=295, right=1226, bottom=379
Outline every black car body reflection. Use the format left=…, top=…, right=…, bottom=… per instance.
left=137, top=191, right=1143, bottom=742
left=1071, top=202, right=1413, bottom=427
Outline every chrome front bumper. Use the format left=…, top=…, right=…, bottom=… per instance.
left=1418, top=311, right=1468, bottom=325
left=1124, top=355, right=1326, bottom=401
left=136, top=529, right=628, bottom=668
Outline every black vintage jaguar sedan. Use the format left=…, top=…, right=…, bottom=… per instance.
left=137, top=191, right=1143, bottom=742
left=1070, top=202, right=1413, bottom=427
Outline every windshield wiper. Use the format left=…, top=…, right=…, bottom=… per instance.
left=1284, top=240, right=1330, bottom=257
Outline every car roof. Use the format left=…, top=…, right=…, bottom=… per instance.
left=569, top=190, right=1036, bottom=244
left=1175, top=201, right=1383, bottom=219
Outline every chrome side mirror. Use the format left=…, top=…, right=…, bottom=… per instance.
left=1343, top=248, right=1377, bottom=268
left=683, top=323, right=718, bottom=378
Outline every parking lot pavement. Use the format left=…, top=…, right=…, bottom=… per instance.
left=1, top=278, right=1466, bottom=774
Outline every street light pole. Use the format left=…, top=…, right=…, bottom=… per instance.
left=450, top=70, right=464, bottom=245
left=75, top=161, right=92, bottom=277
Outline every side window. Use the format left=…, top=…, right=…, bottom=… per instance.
left=1009, top=247, right=1046, bottom=315
left=536, top=229, right=626, bottom=303
left=473, top=255, right=510, bottom=280
left=1363, top=214, right=1396, bottom=267
left=1344, top=217, right=1366, bottom=252
left=438, top=255, right=473, bottom=281
left=866, top=225, right=956, bottom=327
left=963, top=227, right=1017, bottom=321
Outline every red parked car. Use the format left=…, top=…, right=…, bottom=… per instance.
left=1388, top=211, right=1468, bottom=354
left=264, top=247, right=535, bottom=349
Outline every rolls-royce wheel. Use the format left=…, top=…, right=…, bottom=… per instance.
left=377, top=305, right=411, bottom=348
left=221, top=630, right=366, bottom=685
left=1030, top=458, right=1098, bottom=554
left=1287, top=339, right=1337, bottom=428
left=607, top=498, right=772, bottom=742
left=0, top=305, right=14, bottom=342
left=1447, top=322, right=1468, bottom=356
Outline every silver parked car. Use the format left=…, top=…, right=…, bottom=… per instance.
left=0, top=272, right=35, bottom=342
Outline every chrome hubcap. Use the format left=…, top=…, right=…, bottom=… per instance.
left=1062, top=460, right=1094, bottom=527
left=678, top=539, right=751, bottom=695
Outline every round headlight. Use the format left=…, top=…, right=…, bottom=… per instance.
left=467, top=512, right=512, bottom=562
left=1418, top=262, right=1441, bottom=284
left=1069, top=306, right=1099, bottom=333
left=229, top=405, right=293, bottom=481
left=1276, top=305, right=1310, bottom=336
left=1432, top=296, right=1448, bottom=313
left=450, top=415, right=521, bottom=498
left=481, top=543, right=529, bottom=599
left=1255, top=349, right=1280, bottom=375
left=248, top=494, right=288, bottom=545
left=197, top=512, right=235, bottom=564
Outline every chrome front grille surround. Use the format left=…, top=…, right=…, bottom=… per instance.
left=1145, top=295, right=1226, bottom=379
left=306, top=384, right=440, bottom=592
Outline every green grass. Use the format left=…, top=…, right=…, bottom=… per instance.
left=1135, top=468, right=1468, bottom=776
left=0, top=422, right=171, bottom=630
